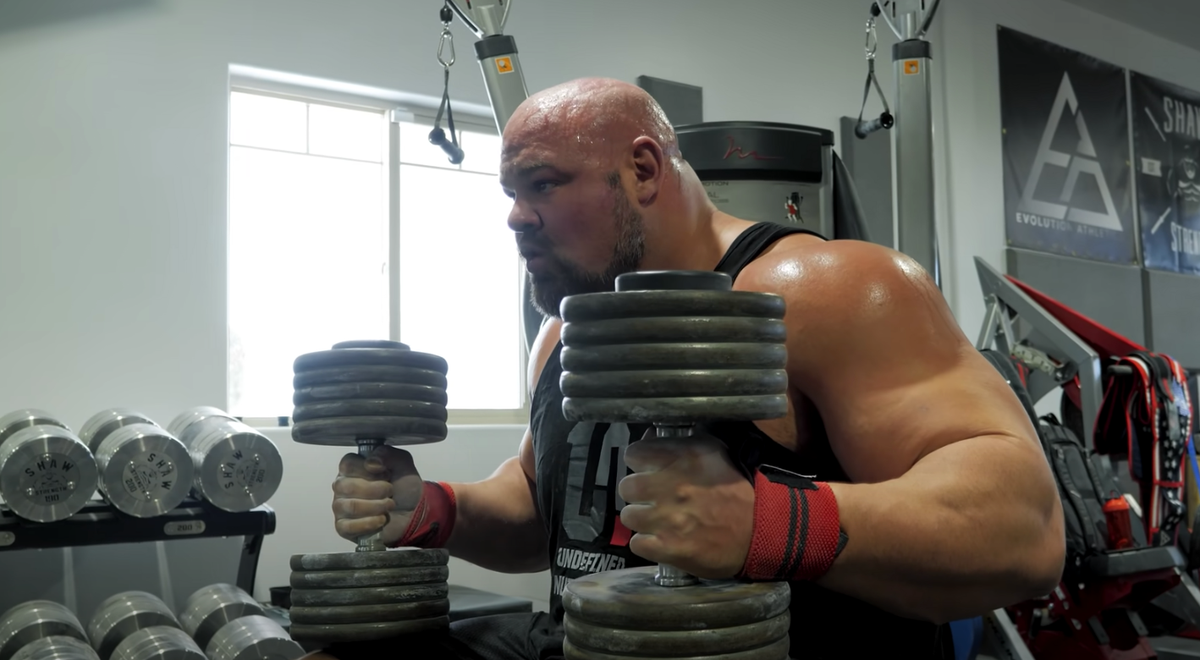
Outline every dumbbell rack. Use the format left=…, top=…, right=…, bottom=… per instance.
left=0, top=496, right=275, bottom=596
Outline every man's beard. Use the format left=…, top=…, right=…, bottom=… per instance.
left=527, top=189, right=645, bottom=318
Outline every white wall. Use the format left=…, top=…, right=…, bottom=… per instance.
left=0, top=0, right=878, bottom=611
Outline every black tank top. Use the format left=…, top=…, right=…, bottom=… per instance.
left=531, top=223, right=953, bottom=659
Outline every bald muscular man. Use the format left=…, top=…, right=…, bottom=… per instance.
left=313, top=78, right=1065, bottom=660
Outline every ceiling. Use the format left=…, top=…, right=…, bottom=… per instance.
left=1059, top=0, right=1200, bottom=52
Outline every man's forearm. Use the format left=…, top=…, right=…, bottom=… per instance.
left=444, top=457, right=550, bottom=574
left=818, top=435, right=1065, bottom=624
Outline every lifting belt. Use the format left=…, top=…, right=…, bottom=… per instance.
left=1095, top=351, right=1193, bottom=545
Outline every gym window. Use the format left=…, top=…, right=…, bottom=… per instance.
left=227, top=88, right=525, bottom=423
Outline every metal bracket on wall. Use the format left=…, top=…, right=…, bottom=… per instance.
left=975, top=257, right=1103, bottom=445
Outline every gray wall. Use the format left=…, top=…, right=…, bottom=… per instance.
left=1144, top=269, right=1200, bottom=369
left=840, top=116, right=896, bottom=249
left=1006, top=248, right=1147, bottom=347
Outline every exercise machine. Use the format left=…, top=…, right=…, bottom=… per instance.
left=854, top=0, right=943, bottom=289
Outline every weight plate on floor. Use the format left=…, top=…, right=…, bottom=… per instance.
left=561, top=317, right=787, bottom=346
left=561, top=343, right=786, bottom=373
left=293, top=348, right=448, bottom=375
left=0, top=601, right=89, bottom=660
left=287, top=616, right=449, bottom=644
left=0, top=410, right=69, bottom=445
left=289, top=583, right=447, bottom=608
left=94, top=424, right=194, bottom=518
left=562, top=635, right=790, bottom=660
left=560, top=369, right=787, bottom=399
left=79, top=409, right=157, bottom=455
left=203, top=615, right=303, bottom=660
left=292, top=400, right=447, bottom=423
left=290, top=417, right=448, bottom=446
left=290, top=565, right=449, bottom=589
left=11, top=635, right=100, bottom=660
left=293, top=383, right=448, bottom=406
left=0, top=426, right=99, bottom=523
left=109, top=626, right=203, bottom=660
left=290, top=549, right=449, bottom=571
left=189, top=419, right=283, bottom=513
left=560, top=290, right=785, bottom=324
left=179, top=584, right=263, bottom=651
left=564, top=612, right=789, bottom=657
left=88, top=592, right=180, bottom=660
left=292, top=366, right=448, bottom=390
left=561, top=567, right=790, bottom=631
left=289, top=598, right=450, bottom=624
left=563, top=395, right=788, bottom=425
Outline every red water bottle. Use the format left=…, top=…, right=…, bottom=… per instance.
left=1104, top=496, right=1134, bottom=550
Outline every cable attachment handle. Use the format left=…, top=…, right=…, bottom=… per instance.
left=430, top=1, right=465, bottom=165
left=855, top=3, right=894, bottom=140
left=437, top=4, right=456, bottom=69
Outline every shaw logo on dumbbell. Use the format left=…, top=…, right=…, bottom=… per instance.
left=166, top=407, right=283, bottom=512
left=80, top=410, right=193, bottom=519
left=287, top=340, right=453, bottom=645
left=558, top=270, right=793, bottom=660
left=0, top=410, right=98, bottom=523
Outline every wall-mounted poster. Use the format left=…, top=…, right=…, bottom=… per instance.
left=998, top=27, right=1136, bottom=264
left=1132, top=72, right=1200, bottom=275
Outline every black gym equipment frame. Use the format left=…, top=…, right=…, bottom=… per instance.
left=0, top=498, right=275, bottom=595
left=974, top=257, right=1200, bottom=659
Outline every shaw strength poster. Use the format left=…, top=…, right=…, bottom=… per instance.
left=1133, top=72, right=1200, bottom=275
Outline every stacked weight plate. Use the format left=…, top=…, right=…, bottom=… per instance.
left=166, top=408, right=283, bottom=512
left=563, top=570, right=791, bottom=660
left=289, top=550, right=451, bottom=643
left=83, top=411, right=194, bottom=519
left=288, top=340, right=451, bottom=644
left=87, top=592, right=181, bottom=660
left=109, top=627, right=203, bottom=660
left=203, top=615, right=302, bottom=660
left=0, top=601, right=90, bottom=660
left=178, top=585, right=263, bottom=651
left=558, top=271, right=792, bottom=660
left=0, top=410, right=97, bottom=523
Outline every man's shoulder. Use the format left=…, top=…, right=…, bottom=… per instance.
left=736, top=237, right=940, bottom=327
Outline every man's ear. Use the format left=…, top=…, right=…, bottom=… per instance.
left=630, top=136, right=666, bottom=205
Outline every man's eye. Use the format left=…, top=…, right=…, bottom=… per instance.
left=534, top=181, right=557, bottom=193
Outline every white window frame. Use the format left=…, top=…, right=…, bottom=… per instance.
left=228, top=76, right=530, bottom=426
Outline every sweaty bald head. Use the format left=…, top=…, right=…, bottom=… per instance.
left=503, top=78, right=681, bottom=174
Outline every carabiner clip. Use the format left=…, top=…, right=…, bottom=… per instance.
left=437, top=28, right=455, bottom=68
left=865, top=17, right=878, bottom=61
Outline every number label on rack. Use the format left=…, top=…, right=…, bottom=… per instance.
left=163, top=521, right=206, bottom=536
left=0, top=531, right=14, bottom=547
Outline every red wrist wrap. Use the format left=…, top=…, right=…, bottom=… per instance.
left=739, top=465, right=846, bottom=582
left=391, top=481, right=457, bottom=549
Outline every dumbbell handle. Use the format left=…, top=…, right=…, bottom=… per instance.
left=651, top=423, right=700, bottom=587
left=357, top=439, right=388, bottom=552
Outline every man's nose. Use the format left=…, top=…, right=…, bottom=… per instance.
left=507, top=199, right=541, bottom=233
